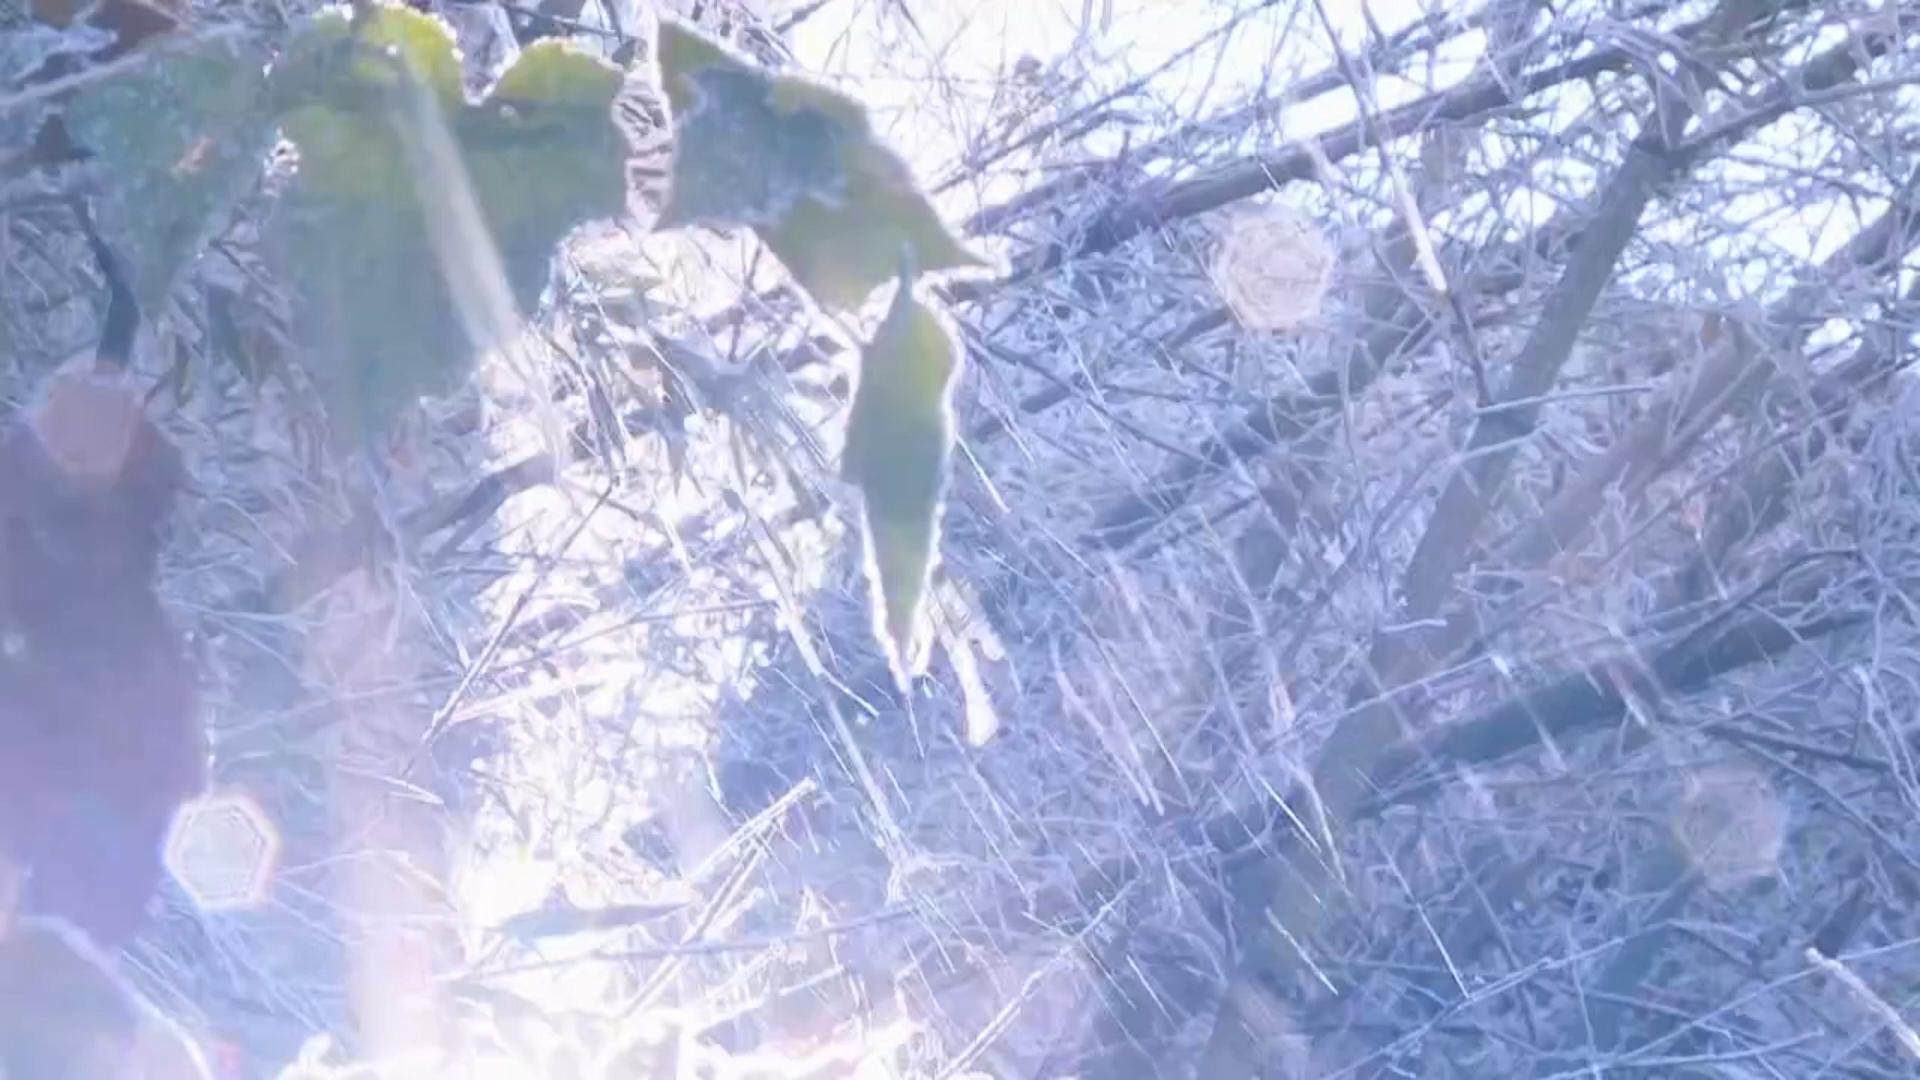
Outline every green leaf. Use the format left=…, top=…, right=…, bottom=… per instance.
left=272, top=6, right=460, bottom=204
left=64, top=32, right=276, bottom=314
left=271, top=5, right=629, bottom=439
left=275, top=3, right=464, bottom=110
left=654, top=19, right=985, bottom=309
left=462, top=41, right=629, bottom=298
left=758, top=141, right=983, bottom=312
left=842, top=272, right=962, bottom=681
left=652, top=64, right=841, bottom=225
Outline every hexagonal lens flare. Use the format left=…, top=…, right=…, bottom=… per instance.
left=164, top=793, right=279, bottom=911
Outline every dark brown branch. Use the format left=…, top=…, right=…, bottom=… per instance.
left=961, top=5, right=1489, bottom=235
left=1019, top=19, right=1709, bottom=279
left=1083, top=223, right=1579, bottom=550
left=1194, top=3, right=1844, bottom=1070
left=1499, top=34, right=1920, bottom=573
left=1383, top=86, right=1698, bottom=676
left=1675, top=285, right=1920, bottom=603
left=1195, top=581, right=1861, bottom=1073
left=1361, top=575, right=1864, bottom=815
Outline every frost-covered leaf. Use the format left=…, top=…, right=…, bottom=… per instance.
left=271, top=5, right=627, bottom=439
left=462, top=41, right=629, bottom=292
left=652, top=59, right=841, bottom=225
left=842, top=272, right=962, bottom=681
left=654, top=19, right=984, bottom=309
left=64, top=32, right=275, bottom=313
left=276, top=2, right=464, bottom=108
left=272, top=5, right=461, bottom=202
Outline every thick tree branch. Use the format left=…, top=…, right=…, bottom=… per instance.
left=1086, top=220, right=1579, bottom=550
left=1019, top=13, right=1721, bottom=279
left=1194, top=567, right=1861, bottom=1073
left=1384, top=89, right=1697, bottom=675
left=1501, top=32, right=1919, bottom=572
left=961, top=5, right=1490, bottom=235
left=1193, top=3, right=1839, bottom=1071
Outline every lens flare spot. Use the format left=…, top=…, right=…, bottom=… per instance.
left=165, top=792, right=280, bottom=911
left=1672, top=763, right=1784, bottom=890
left=1210, top=204, right=1335, bottom=332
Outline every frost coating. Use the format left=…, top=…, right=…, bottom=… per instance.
left=654, top=19, right=986, bottom=309
left=657, top=65, right=846, bottom=226
left=65, top=32, right=275, bottom=314
left=273, top=4, right=629, bottom=438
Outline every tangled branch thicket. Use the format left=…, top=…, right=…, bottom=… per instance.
left=6, top=0, right=1920, bottom=1076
